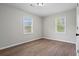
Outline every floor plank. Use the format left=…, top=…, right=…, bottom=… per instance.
left=0, top=38, right=76, bottom=56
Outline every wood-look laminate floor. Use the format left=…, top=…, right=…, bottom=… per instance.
left=0, top=38, right=76, bottom=56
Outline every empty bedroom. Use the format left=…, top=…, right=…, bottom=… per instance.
left=0, top=3, right=76, bottom=56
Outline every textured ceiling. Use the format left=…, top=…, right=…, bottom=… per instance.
left=2, top=3, right=77, bottom=17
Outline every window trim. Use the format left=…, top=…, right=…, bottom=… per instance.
left=55, top=16, right=66, bottom=33
left=23, top=16, right=33, bottom=34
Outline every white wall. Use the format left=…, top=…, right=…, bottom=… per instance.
left=0, top=5, right=42, bottom=49
left=43, top=8, right=76, bottom=44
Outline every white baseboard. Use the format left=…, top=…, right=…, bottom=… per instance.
left=42, top=37, right=76, bottom=44
left=0, top=37, right=76, bottom=50
left=0, top=37, right=41, bottom=50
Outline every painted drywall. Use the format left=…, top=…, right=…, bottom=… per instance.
left=0, top=5, right=42, bottom=49
left=43, top=8, right=76, bottom=44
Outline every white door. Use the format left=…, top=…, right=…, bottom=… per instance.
left=76, top=6, right=79, bottom=56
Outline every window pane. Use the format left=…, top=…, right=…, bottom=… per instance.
left=23, top=17, right=33, bottom=34
left=55, top=16, right=66, bottom=32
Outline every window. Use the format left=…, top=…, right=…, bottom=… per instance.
left=23, top=16, right=33, bottom=34
left=55, top=16, right=66, bottom=33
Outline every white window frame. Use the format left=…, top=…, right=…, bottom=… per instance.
left=23, top=16, right=33, bottom=34
left=55, top=16, right=66, bottom=33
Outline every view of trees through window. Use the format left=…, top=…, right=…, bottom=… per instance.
left=55, top=16, right=66, bottom=32
left=23, top=17, right=33, bottom=34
